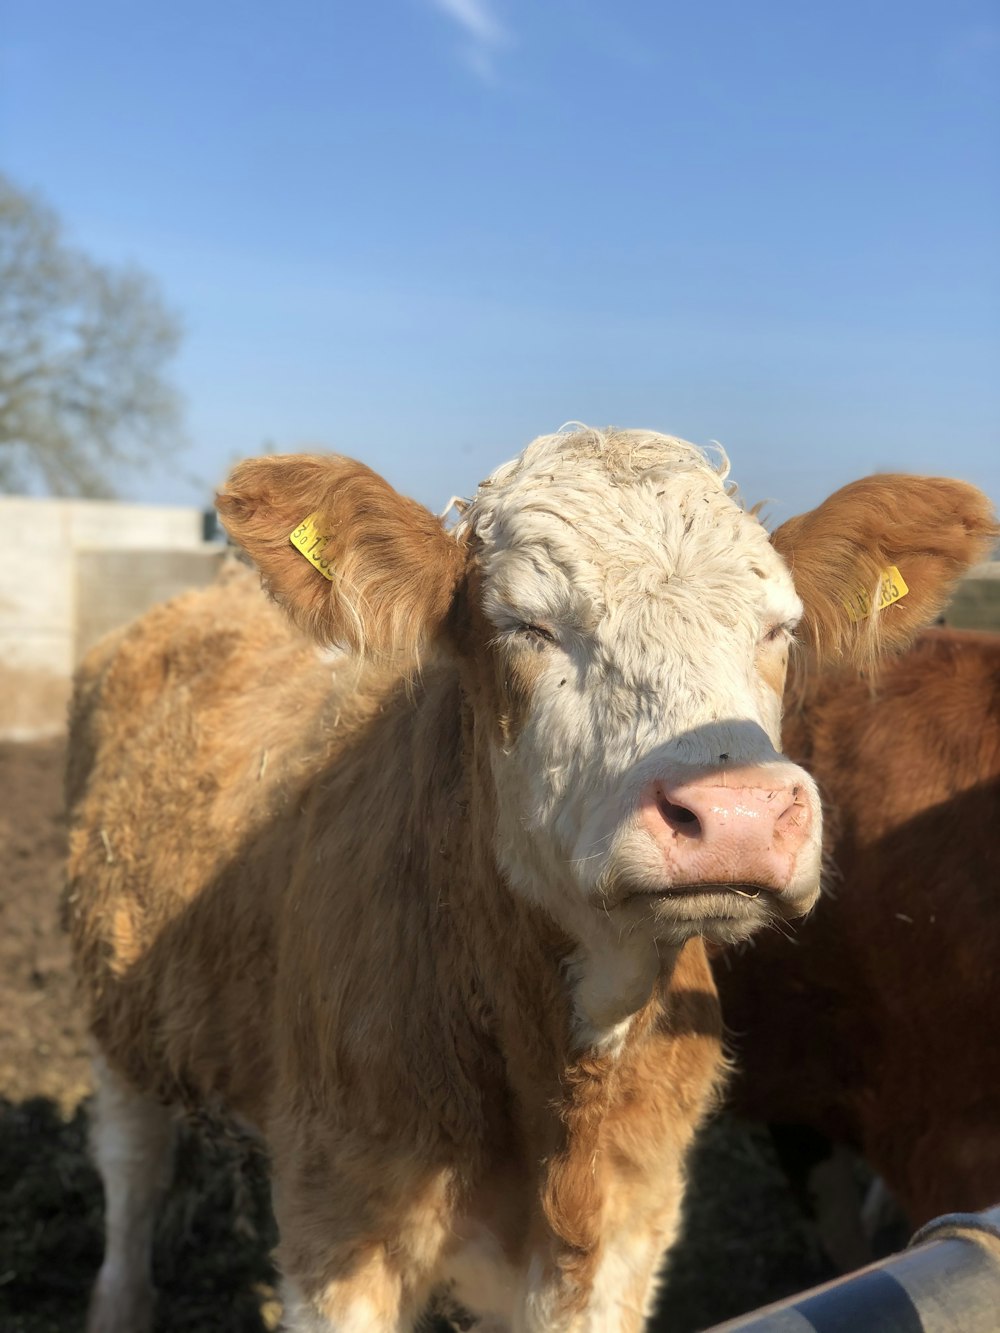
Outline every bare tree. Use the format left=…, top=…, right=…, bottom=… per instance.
left=0, top=173, right=183, bottom=497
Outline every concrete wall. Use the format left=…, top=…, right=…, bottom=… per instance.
left=74, top=548, right=224, bottom=663
left=940, top=562, right=1000, bottom=632
left=0, top=496, right=220, bottom=740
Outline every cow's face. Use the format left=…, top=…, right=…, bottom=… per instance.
left=218, top=427, right=996, bottom=1036
left=460, top=429, right=820, bottom=951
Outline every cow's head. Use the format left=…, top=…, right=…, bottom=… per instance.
left=218, top=428, right=995, bottom=1037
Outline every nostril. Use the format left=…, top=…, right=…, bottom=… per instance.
left=655, top=789, right=702, bottom=837
left=784, top=785, right=803, bottom=812
left=775, top=785, right=810, bottom=836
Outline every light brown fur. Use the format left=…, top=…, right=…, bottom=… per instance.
left=215, top=455, right=466, bottom=665
left=68, top=564, right=723, bottom=1325
left=772, top=473, right=997, bottom=670
left=66, top=450, right=996, bottom=1329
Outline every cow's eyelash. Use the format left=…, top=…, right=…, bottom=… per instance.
left=763, top=622, right=797, bottom=644
left=518, top=622, right=558, bottom=645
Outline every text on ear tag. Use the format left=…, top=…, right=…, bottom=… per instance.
left=844, top=565, right=908, bottom=621
left=289, top=512, right=335, bottom=581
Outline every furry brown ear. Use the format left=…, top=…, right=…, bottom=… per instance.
left=216, top=454, right=465, bottom=661
left=772, top=474, right=997, bottom=669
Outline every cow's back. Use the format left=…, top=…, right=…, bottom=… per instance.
left=720, top=629, right=1000, bottom=1221
left=64, top=562, right=354, bottom=1121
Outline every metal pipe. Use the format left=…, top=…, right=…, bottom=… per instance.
left=704, top=1204, right=1000, bottom=1331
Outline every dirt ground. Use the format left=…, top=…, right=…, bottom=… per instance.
left=0, top=738, right=831, bottom=1333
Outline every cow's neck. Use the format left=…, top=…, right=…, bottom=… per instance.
left=564, top=932, right=669, bottom=1054
left=433, top=673, right=700, bottom=1084
left=348, top=662, right=718, bottom=1084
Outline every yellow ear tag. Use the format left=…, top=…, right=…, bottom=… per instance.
left=844, top=566, right=908, bottom=621
left=289, top=512, right=334, bottom=581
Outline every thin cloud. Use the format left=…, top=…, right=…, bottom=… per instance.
left=425, top=0, right=511, bottom=82
left=429, top=0, right=505, bottom=45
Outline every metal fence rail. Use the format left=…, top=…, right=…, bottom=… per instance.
left=706, top=1206, right=1000, bottom=1332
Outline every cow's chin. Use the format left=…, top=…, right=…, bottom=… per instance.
left=600, top=875, right=821, bottom=947
left=615, top=885, right=781, bottom=946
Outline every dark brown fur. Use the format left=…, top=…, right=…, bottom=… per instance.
left=720, top=628, right=1000, bottom=1226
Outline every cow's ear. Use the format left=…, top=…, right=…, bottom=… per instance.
left=772, top=474, right=997, bottom=669
left=216, top=454, right=466, bottom=662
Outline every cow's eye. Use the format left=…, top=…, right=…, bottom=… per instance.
left=762, top=622, right=795, bottom=645
left=519, top=622, right=558, bottom=645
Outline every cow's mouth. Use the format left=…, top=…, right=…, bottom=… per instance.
left=612, top=881, right=789, bottom=945
left=627, top=881, right=774, bottom=904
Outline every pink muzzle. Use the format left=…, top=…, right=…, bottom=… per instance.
left=637, top=766, right=814, bottom=894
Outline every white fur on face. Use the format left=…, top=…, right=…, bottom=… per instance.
left=461, top=428, right=819, bottom=972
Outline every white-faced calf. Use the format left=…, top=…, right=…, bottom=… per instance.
left=65, top=427, right=996, bottom=1332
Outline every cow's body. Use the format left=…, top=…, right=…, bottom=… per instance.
left=70, top=562, right=723, bottom=1328
left=720, top=626, right=1000, bottom=1231
left=65, top=428, right=996, bottom=1331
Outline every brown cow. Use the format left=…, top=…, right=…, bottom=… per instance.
left=64, top=427, right=996, bottom=1332
left=719, top=625, right=1000, bottom=1245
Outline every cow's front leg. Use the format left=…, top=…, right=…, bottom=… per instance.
left=277, top=1231, right=449, bottom=1332
left=272, top=1139, right=454, bottom=1333
left=517, top=1205, right=682, bottom=1332
left=279, top=1266, right=419, bottom=1333
left=574, top=1221, right=677, bottom=1332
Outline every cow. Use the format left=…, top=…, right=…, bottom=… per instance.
left=63, top=426, right=996, bottom=1332
left=718, top=624, right=1000, bottom=1251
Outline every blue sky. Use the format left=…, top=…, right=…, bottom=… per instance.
left=4, top=0, right=998, bottom=521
